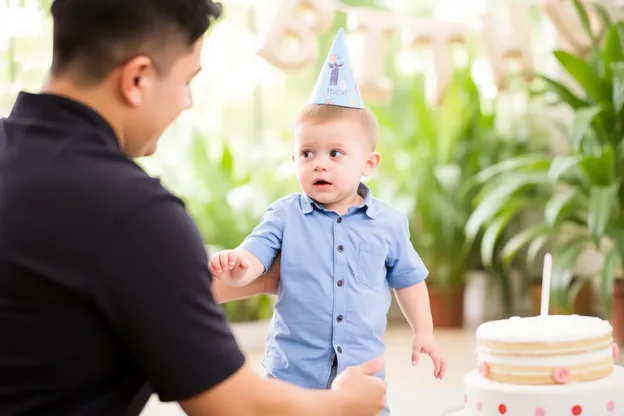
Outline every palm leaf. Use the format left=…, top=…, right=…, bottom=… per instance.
left=465, top=172, right=548, bottom=241
left=500, top=223, right=551, bottom=266
left=550, top=234, right=591, bottom=310
left=601, top=247, right=621, bottom=314
left=545, top=187, right=579, bottom=225
left=587, top=183, right=619, bottom=244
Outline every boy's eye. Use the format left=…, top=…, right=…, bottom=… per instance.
left=302, top=150, right=312, bottom=158
left=330, top=150, right=342, bottom=158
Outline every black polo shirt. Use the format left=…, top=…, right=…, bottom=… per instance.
left=0, top=92, right=246, bottom=415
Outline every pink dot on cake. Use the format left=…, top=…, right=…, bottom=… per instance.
left=534, top=408, right=546, bottom=416
left=553, top=366, right=571, bottom=384
left=607, top=400, right=615, bottom=411
left=572, top=404, right=582, bottom=415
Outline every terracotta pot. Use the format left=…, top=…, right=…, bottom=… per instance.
left=612, top=281, right=624, bottom=345
left=530, top=279, right=594, bottom=316
left=429, top=284, right=465, bottom=328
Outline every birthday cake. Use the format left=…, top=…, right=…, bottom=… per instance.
left=458, top=314, right=624, bottom=415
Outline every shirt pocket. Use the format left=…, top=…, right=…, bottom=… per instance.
left=355, top=242, right=388, bottom=288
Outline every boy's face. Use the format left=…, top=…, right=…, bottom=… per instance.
left=292, top=118, right=380, bottom=211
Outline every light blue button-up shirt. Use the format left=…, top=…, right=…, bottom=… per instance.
left=240, top=183, right=428, bottom=388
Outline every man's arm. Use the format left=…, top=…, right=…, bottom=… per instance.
left=93, top=198, right=385, bottom=415
left=180, top=359, right=385, bottom=416
left=211, top=277, right=266, bottom=304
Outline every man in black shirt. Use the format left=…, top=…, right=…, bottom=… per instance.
left=0, top=1, right=386, bottom=415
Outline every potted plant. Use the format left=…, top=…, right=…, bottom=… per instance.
left=464, top=1, right=624, bottom=341
left=370, top=68, right=539, bottom=326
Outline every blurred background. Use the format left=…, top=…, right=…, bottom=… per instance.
left=4, top=0, right=624, bottom=414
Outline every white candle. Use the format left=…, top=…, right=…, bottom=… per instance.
left=541, top=253, right=552, bottom=317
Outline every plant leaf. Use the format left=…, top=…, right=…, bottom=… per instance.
left=500, top=224, right=551, bottom=266
left=601, top=247, right=621, bottom=315
left=528, top=234, right=550, bottom=267
left=553, top=50, right=604, bottom=103
left=471, top=154, right=550, bottom=184
left=534, top=74, right=588, bottom=109
left=545, top=187, right=578, bottom=225
left=550, top=235, right=591, bottom=310
left=612, top=62, right=624, bottom=115
left=220, top=143, right=234, bottom=177
left=592, top=3, right=612, bottom=28
left=465, top=172, right=548, bottom=241
left=480, top=202, right=527, bottom=268
left=602, top=25, right=623, bottom=85
left=587, top=184, right=619, bottom=244
left=548, top=155, right=582, bottom=182
left=578, top=146, right=615, bottom=185
left=568, top=105, right=603, bottom=151
left=571, top=0, right=595, bottom=44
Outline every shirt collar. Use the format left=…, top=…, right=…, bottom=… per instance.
left=301, top=182, right=376, bottom=218
left=8, top=91, right=120, bottom=151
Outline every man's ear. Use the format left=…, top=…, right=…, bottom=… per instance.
left=118, top=55, right=155, bottom=107
left=362, top=152, right=381, bottom=177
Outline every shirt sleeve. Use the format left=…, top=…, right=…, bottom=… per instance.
left=386, top=215, right=429, bottom=289
left=238, top=201, right=285, bottom=272
left=93, top=196, right=245, bottom=402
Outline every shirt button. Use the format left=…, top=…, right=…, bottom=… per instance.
left=336, top=315, right=343, bottom=323
left=337, top=245, right=343, bottom=252
left=337, top=217, right=342, bottom=223
left=337, top=346, right=343, bottom=354
left=337, top=280, right=344, bottom=287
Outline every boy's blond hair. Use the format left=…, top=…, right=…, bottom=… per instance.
left=293, top=104, right=379, bottom=150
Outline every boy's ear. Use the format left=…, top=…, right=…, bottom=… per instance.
left=362, top=152, right=381, bottom=177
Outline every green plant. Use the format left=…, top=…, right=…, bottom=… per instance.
left=465, top=0, right=624, bottom=314
left=167, top=134, right=298, bottom=322
left=369, top=67, right=539, bottom=313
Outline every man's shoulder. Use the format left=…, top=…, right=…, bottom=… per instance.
left=11, top=129, right=184, bottom=238
left=59, top=140, right=181, bottom=214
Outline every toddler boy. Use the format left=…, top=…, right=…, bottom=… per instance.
left=210, top=28, right=446, bottom=414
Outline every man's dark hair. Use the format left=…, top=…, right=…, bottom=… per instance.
left=49, top=0, right=222, bottom=85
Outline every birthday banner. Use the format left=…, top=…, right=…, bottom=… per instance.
left=257, top=0, right=606, bottom=104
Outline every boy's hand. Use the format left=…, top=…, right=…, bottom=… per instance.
left=411, top=332, right=446, bottom=380
left=209, top=250, right=251, bottom=286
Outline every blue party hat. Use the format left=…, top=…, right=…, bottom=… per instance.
left=309, top=28, right=364, bottom=109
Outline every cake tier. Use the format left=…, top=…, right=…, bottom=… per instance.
left=475, top=315, right=616, bottom=384
left=462, top=365, right=624, bottom=416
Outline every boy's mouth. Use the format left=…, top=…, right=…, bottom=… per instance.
left=313, top=179, right=332, bottom=186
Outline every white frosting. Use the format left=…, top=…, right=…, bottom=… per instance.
left=476, top=314, right=612, bottom=343
left=461, top=365, right=624, bottom=416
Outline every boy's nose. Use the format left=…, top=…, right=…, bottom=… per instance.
left=313, top=162, right=328, bottom=172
